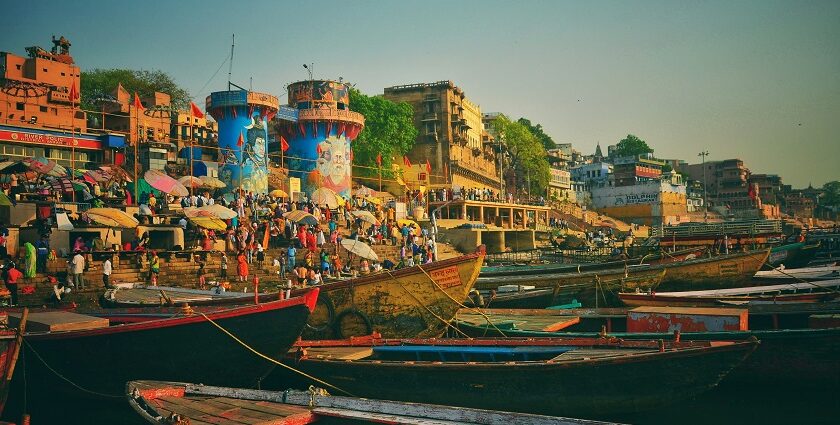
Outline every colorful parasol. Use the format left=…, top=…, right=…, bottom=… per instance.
left=85, top=208, right=140, bottom=228
left=364, top=196, right=382, bottom=205
left=199, top=175, right=227, bottom=189
left=311, top=187, right=340, bottom=209
left=99, top=165, right=133, bottom=183
left=198, top=204, right=237, bottom=219
left=283, top=210, right=319, bottom=226
left=188, top=216, right=228, bottom=231
left=340, top=238, right=379, bottom=261
left=144, top=169, right=189, bottom=197
left=24, top=157, right=67, bottom=177
left=269, top=189, right=288, bottom=198
left=397, top=218, right=421, bottom=236
left=45, top=177, right=74, bottom=193
left=354, top=186, right=376, bottom=197
left=351, top=210, right=380, bottom=226
left=179, top=176, right=204, bottom=188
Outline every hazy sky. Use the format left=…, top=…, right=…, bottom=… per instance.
left=3, top=0, right=838, bottom=187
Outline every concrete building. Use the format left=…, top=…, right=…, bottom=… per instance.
left=612, top=155, right=666, bottom=187
left=590, top=178, right=688, bottom=226
left=570, top=162, right=612, bottom=189
left=383, top=81, right=499, bottom=190
left=548, top=167, right=574, bottom=202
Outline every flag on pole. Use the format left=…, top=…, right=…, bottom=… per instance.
left=133, top=92, right=144, bottom=111
left=403, top=156, right=412, bottom=168
left=69, top=81, right=79, bottom=103
left=280, top=136, right=289, bottom=152
left=236, top=131, right=244, bottom=147
left=190, top=101, right=205, bottom=119
left=426, top=159, right=432, bottom=176
left=376, top=153, right=382, bottom=167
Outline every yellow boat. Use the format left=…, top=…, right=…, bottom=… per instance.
left=301, top=248, right=485, bottom=339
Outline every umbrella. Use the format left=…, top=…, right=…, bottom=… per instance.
left=364, top=196, right=382, bottom=205
left=352, top=210, right=380, bottom=226
left=24, top=157, right=67, bottom=177
left=84, top=170, right=110, bottom=183
left=311, top=187, right=340, bottom=209
left=222, top=193, right=235, bottom=203
left=200, top=175, right=227, bottom=189
left=85, top=208, right=139, bottom=228
left=283, top=210, right=319, bottom=226
left=179, top=176, right=204, bottom=188
left=188, top=216, right=228, bottom=231
left=198, top=204, right=237, bottom=220
left=340, top=239, right=379, bottom=261
left=144, top=169, right=189, bottom=197
left=45, top=177, right=74, bottom=193
left=0, top=161, right=26, bottom=174
left=354, top=186, right=376, bottom=197
left=269, top=189, right=288, bottom=198
left=397, top=218, right=421, bottom=236
left=99, top=165, right=133, bottom=183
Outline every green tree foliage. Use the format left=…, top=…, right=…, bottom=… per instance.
left=81, top=69, right=191, bottom=111
left=613, top=134, right=653, bottom=157
left=517, top=117, right=556, bottom=150
left=348, top=88, right=417, bottom=178
left=493, top=115, right=550, bottom=195
left=822, top=181, right=840, bottom=206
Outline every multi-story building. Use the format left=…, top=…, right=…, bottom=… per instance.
left=590, top=175, right=688, bottom=226
left=383, top=81, right=499, bottom=191
left=548, top=167, right=573, bottom=202
left=570, top=162, right=612, bottom=189
left=750, top=174, right=783, bottom=206
left=612, top=154, right=665, bottom=187
left=171, top=110, right=219, bottom=177
left=0, top=36, right=124, bottom=168
left=684, top=159, right=754, bottom=210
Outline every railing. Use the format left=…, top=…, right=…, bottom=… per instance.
left=651, top=219, right=783, bottom=238
left=296, top=108, right=365, bottom=125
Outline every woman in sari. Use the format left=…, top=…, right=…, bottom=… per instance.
left=23, top=242, right=37, bottom=278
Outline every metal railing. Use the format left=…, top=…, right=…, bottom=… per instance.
left=651, top=219, right=783, bottom=238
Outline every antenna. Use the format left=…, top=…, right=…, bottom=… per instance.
left=249, top=76, right=253, bottom=91
left=227, top=34, right=235, bottom=90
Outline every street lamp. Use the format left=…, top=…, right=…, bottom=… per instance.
left=698, top=150, right=709, bottom=221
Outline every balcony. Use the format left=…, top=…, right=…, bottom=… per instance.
left=421, top=113, right=438, bottom=122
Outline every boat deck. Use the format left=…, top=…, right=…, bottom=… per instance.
left=456, top=309, right=580, bottom=332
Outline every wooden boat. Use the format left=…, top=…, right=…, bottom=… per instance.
left=618, top=279, right=840, bottom=307
left=767, top=241, right=821, bottom=268
left=102, top=249, right=486, bottom=340
left=754, top=263, right=840, bottom=280
left=2, top=289, right=319, bottom=417
left=127, top=380, right=602, bottom=425
left=0, top=313, right=23, bottom=418
left=476, top=249, right=770, bottom=297
left=452, top=308, right=840, bottom=388
left=480, top=247, right=706, bottom=277
left=273, top=335, right=756, bottom=417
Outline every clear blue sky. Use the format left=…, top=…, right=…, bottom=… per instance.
left=3, top=0, right=838, bottom=187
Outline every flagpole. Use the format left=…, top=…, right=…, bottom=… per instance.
left=134, top=105, right=139, bottom=205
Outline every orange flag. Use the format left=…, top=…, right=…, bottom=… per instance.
left=133, top=92, right=144, bottom=111
left=280, top=136, right=289, bottom=152
left=403, top=156, right=412, bottom=168
left=190, top=101, right=205, bottom=119
left=426, top=159, right=432, bottom=174
left=236, top=131, right=244, bottom=147
left=69, top=81, right=79, bottom=103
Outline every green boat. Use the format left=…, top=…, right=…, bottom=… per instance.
left=768, top=242, right=821, bottom=269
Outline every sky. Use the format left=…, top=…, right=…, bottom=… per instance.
left=2, top=0, right=838, bottom=187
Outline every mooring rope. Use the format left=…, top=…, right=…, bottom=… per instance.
left=22, top=339, right=122, bottom=399
left=382, top=268, right=472, bottom=338
left=196, top=312, right=355, bottom=397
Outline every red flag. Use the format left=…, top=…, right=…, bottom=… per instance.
left=280, top=136, right=289, bottom=152
left=403, top=156, right=412, bottom=168
left=69, top=81, right=79, bottom=103
left=236, top=131, right=244, bottom=147
left=376, top=153, right=382, bottom=166
left=426, top=159, right=432, bottom=175
left=190, top=101, right=205, bottom=119
left=133, top=92, right=144, bottom=111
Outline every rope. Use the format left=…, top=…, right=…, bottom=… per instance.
left=415, top=264, right=510, bottom=338
left=21, top=339, right=122, bottom=399
left=195, top=312, right=355, bottom=397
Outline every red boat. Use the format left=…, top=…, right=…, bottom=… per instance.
left=2, top=289, right=318, bottom=422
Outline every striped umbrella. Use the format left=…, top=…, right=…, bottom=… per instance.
left=179, top=176, right=204, bottom=188
left=144, top=169, right=189, bottom=197
left=311, top=187, right=340, bottom=209
left=199, top=175, right=227, bottom=189
left=283, top=210, right=319, bottom=226
left=24, top=157, right=67, bottom=177
left=45, top=177, right=74, bottom=193
left=85, top=208, right=140, bottom=228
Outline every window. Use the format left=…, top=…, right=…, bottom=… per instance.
left=15, top=64, right=21, bottom=70
left=61, top=72, right=66, bottom=76
left=43, top=68, right=47, bottom=72
left=16, top=102, right=24, bottom=111
left=40, top=106, right=47, bottom=112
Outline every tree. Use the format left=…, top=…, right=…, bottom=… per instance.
left=348, top=88, right=417, bottom=179
left=493, top=115, right=550, bottom=195
left=81, top=69, right=191, bottom=111
left=612, top=134, right=653, bottom=158
left=517, top=117, right=556, bottom=151
left=822, top=181, right=840, bottom=207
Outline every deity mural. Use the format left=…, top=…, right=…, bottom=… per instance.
left=307, top=135, right=351, bottom=195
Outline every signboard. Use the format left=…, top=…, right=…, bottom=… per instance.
left=612, top=192, right=660, bottom=206
left=289, top=177, right=301, bottom=197
left=207, top=90, right=248, bottom=108
left=0, top=129, right=102, bottom=150
left=275, top=105, right=299, bottom=122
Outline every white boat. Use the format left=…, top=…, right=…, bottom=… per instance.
left=754, top=263, right=840, bottom=280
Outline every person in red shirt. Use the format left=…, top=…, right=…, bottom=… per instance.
left=306, top=230, right=317, bottom=251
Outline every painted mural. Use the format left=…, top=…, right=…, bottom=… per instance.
left=217, top=112, right=269, bottom=195
left=288, top=80, right=350, bottom=108
left=286, top=124, right=352, bottom=198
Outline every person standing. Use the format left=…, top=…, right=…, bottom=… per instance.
left=36, top=235, right=50, bottom=273
left=71, top=250, right=86, bottom=289
left=149, top=251, right=160, bottom=286
left=237, top=250, right=249, bottom=282
left=287, top=245, right=297, bottom=271
left=220, top=252, right=228, bottom=278
left=102, top=257, right=113, bottom=289
left=197, top=258, right=207, bottom=290
left=2, top=261, right=22, bottom=306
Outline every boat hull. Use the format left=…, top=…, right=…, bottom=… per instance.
left=280, top=338, right=755, bottom=417
left=3, top=290, right=317, bottom=418
left=296, top=252, right=484, bottom=340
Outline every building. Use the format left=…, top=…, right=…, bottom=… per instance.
left=172, top=110, right=219, bottom=178
left=570, top=162, right=612, bottom=189
left=750, top=173, right=783, bottom=206
left=383, top=81, right=499, bottom=191
left=548, top=167, right=573, bottom=202
left=590, top=177, right=688, bottom=226
left=684, top=159, right=753, bottom=210
left=612, top=155, right=666, bottom=187
left=0, top=36, right=124, bottom=168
